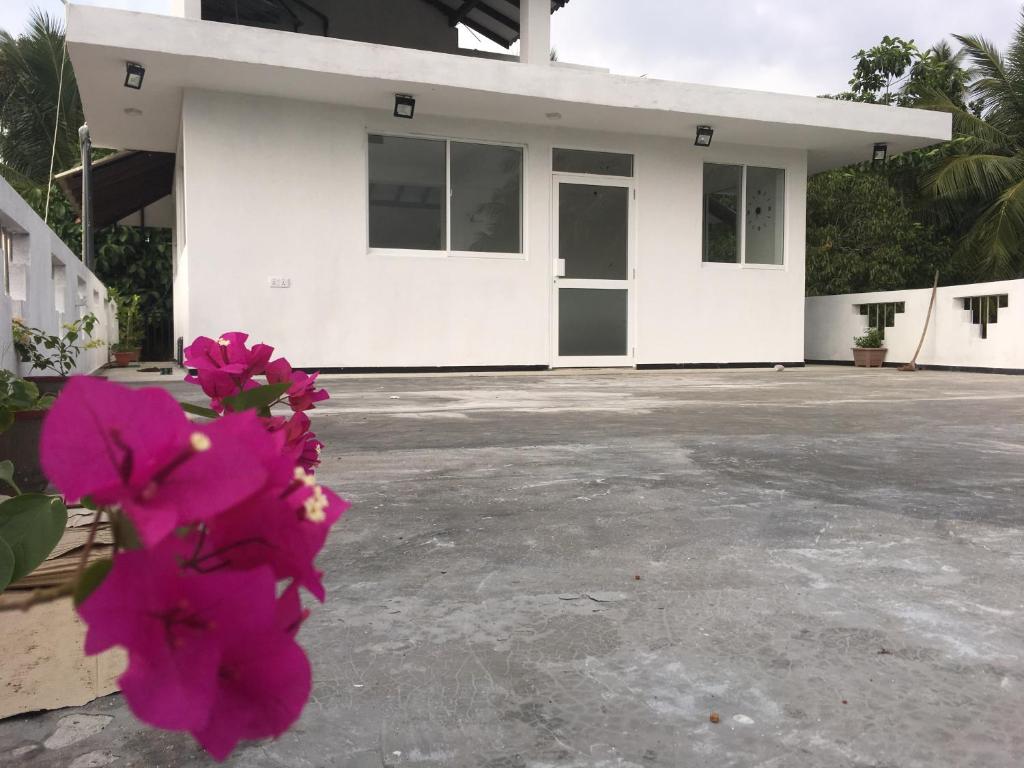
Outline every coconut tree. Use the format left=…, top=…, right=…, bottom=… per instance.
left=917, top=19, right=1024, bottom=280
left=0, top=9, right=83, bottom=190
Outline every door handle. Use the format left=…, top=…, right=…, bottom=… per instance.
left=555, top=258, right=566, bottom=278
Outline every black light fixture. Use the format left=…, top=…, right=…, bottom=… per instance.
left=393, top=94, right=416, bottom=119
left=873, top=143, right=888, bottom=163
left=124, top=62, right=145, bottom=90
left=694, top=125, right=714, bottom=147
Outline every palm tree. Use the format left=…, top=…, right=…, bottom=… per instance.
left=917, top=18, right=1024, bottom=280
left=0, top=9, right=83, bottom=191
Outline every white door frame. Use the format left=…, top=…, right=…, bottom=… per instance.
left=551, top=173, right=636, bottom=368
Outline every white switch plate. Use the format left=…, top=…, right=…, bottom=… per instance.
left=269, top=277, right=291, bottom=288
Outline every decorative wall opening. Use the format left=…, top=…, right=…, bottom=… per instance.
left=1, top=223, right=28, bottom=302
left=961, top=294, right=1009, bottom=339
left=857, top=302, right=904, bottom=340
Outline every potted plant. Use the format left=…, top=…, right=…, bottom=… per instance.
left=852, top=327, right=887, bottom=368
left=109, top=290, right=144, bottom=363
left=110, top=342, right=135, bottom=367
left=0, top=372, right=55, bottom=492
left=11, top=314, right=101, bottom=395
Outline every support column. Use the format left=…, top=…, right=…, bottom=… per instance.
left=170, top=0, right=202, bottom=19
left=519, top=0, right=551, bottom=65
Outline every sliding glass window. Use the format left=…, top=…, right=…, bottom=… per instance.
left=369, top=134, right=523, bottom=255
left=702, top=163, right=785, bottom=266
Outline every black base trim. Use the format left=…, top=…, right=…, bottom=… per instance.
left=805, top=360, right=1024, bottom=376
left=294, top=364, right=550, bottom=375
left=638, top=361, right=807, bottom=370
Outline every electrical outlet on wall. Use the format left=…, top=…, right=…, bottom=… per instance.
left=269, top=277, right=291, bottom=288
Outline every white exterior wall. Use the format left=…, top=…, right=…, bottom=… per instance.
left=0, top=177, right=116, bottom=375
left=178, top=89, right=807, bottom=368
left=805, top=280, right=1024, bottom=372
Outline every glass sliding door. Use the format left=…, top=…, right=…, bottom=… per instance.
left=553, top=177, right=633, bottom=367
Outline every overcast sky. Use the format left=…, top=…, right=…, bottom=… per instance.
left=3, top=0, right=1021, bottom=97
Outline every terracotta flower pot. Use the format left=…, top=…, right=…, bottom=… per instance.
left=24, top=376, right=69, bottom=397
left=852, top=347, right=888, bottom=368
left=112, top=351, right=133, bottom=367
left=0, top=410, right=48, bottom=492
left=127, top=348, right=142, bottom=363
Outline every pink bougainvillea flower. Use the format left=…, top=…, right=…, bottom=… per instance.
left=184, top=333, right=275, bottom=407
left=185, top=332, right=274, bottom=377
left=199, top=466, right=349, bottom=601
left=190, top=608, right=311, bottom=761
left=41, top=377, right=273, bottom=546
left=80, top=544, right=311, bottom=759
left=80, top=541, right=279, bottom=731
left=265, top=357, right=329, bottom=413
left=269, top=411, right=323, bottom=472
left=190, top=368, right=261, bottom=413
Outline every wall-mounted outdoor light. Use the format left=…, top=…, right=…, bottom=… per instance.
left=694, top=125, right=714, bottom=147
left=124, top=62, right=145, bottom=90
left=873, top=143, right=888, bottom=163
left=393, top=94, right=416, bottom=119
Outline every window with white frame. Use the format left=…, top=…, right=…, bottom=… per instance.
left=702, top=163, right=785, bottom=266
left=368, top=134, right=523, bottom=255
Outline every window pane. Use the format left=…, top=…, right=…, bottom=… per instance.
left=702, top=164, right=741, bottom=263
left=451, top=142, right=522, bottom=253
left=559, top=184, right=629, bottom=280
left=744, top=166, right=785, bottom=265
left=553, top=148, right=633, bottom=177
left=559, top=288, right=628, bottom=356
left=368, top=135, right=446, bottom=250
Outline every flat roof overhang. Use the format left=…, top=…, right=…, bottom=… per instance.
left=67, top=5, right=952, bottom=174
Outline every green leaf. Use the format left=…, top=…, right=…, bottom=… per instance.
left=111, top=513, right=141, bottom=551
left=0, top=494, right=68, bottom=582
left=180, top=401, right=220, bottom=420
left=0, top=535, right=14, bottom=593
left=222, top=382, right=291, bottom=414
left=73, top=558, right=112, bottom=607
left=0, top=412, right=12, bottom=434
left=0, top=461, right=21, bottom=496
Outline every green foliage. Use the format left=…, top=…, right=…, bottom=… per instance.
left=109, top=288, right=144, bottom=351
left=0, top=535, right=13, bottom=592
left=180, top=401, right=220, bottom=420
left=914, top=16, right=1024, bottom=280
left=223, top=382, right=292, bottom=417
left=0, top=460, right=19, bottom=495
left=0, top=371, right=54, bottom=432
left=0, top=10, right=83, bottom=188
left=0, top=493, right=68, bottom=589
left=813, top=18, right=1024, bottom=291
left=846, top=36, right=920, bottom=105
left=12, top=312, right=100, bottom=376
left=73, top=558, right=112, bottom=606
left=806, top=170, right=955, bottom=295
left=854, top=327, right=885, bottom=349
left=833, top=36, right=969, bottom=108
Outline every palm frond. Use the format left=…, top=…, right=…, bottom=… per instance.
left=960, top=177, right=1024, bottom=278
left=924, top=152, right=1024, bottom=201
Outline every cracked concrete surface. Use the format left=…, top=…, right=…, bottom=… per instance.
left=1, top=366, right=1023, bottom=767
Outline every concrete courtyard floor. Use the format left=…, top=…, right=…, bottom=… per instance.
left=2, top=365, right=1024, bottom=767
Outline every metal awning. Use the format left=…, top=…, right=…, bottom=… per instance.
left=421, top=0, right=570, bottom=48
left=55, top=150, right=174, bottom=228
left=202, top=0, right=569, bottom=50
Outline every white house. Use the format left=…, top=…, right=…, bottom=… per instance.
left=64, top=0, right=951, bottom=371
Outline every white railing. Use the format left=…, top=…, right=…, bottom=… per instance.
left=1, top=176, right=117, bottom=376
left=805, top=279, right=1024, bottom=372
